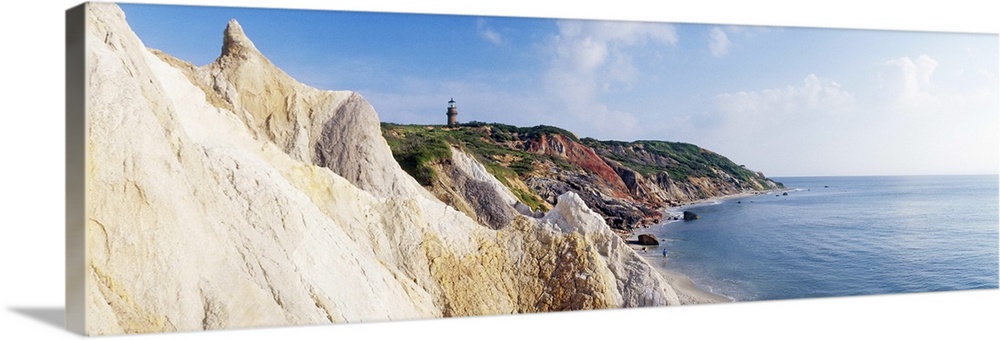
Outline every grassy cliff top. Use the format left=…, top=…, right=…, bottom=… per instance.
left=381, top=121, right=781, bottom=192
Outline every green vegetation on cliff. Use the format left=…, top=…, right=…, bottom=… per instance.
left=381, top=121, right=782, bottom=227
left=381, top=124, right=453, bottom=185
left=582, top=138, right=781, bottom=188
left=381, top=122, right=576, bottom=179
left=382, top=122, right=586, bottom=212
left=465, top=121, right=581, bottom=143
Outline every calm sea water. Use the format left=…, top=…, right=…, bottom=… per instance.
left=652, top=175, right=999, bottom=301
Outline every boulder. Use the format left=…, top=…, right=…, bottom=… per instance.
left=682, top=211, right=700, bottom=221
left=637, top=234, right=659, bottom=246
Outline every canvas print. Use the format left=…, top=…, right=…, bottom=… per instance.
left=67, top=1, right=999, bottom=335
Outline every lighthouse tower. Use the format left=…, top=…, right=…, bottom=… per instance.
left=446, top=98, right=458, bottom=127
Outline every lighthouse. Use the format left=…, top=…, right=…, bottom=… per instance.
left=446, top=98, right=458, bottom=127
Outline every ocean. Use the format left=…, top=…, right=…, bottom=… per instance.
left=651, top=175, right=999, bottom=302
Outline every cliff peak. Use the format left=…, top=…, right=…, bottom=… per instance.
left=220, top=19, right=261, bottom=59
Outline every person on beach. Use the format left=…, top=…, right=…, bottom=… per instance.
left=662, top=248, right=668, bottom=257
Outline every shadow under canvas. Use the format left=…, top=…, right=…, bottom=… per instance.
left=9, top=307, right=67, bottom=331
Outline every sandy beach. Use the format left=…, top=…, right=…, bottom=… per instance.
left=630, top=244, right=732, bottom=304
left=658, top=269, right=732, bottom=305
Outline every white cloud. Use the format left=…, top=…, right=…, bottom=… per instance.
left=476, top=18, right=504, bottom=46
left=709, top=27, right=731, bottom=57
left=542, top=20, right=677, bottom=139
left=706, top=25, right=772, bottom=58
left=876, top=54, right=997, bottom=117
left=714, top=74, right=855, bottom=117
left=701, top=56, right=997, bottom=176
left=879, top=54, right=939, bottom=104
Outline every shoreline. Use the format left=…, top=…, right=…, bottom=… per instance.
left=640, top=249, right=733, bottom=304
left=626, top=189, right=788, bottom=305
left=665, top=188, right=788, bottom=215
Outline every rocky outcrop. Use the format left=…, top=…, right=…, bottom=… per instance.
left=524, top=169, right=659, bottom=231
left=637, top=234, right=659, bottom=246
left=83, top=3, right=678, bottom=335
left=424, top=147, right=520, bottom=229
left=199, top=20, right=424, bottom=200
left=514, top=134, right=659, bottom=231
left=683, top=211, right=700, bottom=221
left=528, top=134, right=630, bottom=197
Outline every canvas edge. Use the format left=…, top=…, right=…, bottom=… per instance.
left=55, top=2, right=1000, bottom=337
left=65, top=1, right=87, bottom=336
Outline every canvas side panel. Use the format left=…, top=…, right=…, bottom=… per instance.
left=65, top=2, right=87, bottom=336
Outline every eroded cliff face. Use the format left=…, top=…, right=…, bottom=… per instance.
left=384, top=122, right=782, bottom=234
left=528, top=134, right=631, bottom=197
left=590, top=141, right=782, bottom=205
left=83, top=3, right=678, bottom=335
left=523, top=134, right=664, bottom=231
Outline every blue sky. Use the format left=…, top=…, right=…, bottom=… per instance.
left=119, top=3, right=998, bottom=177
